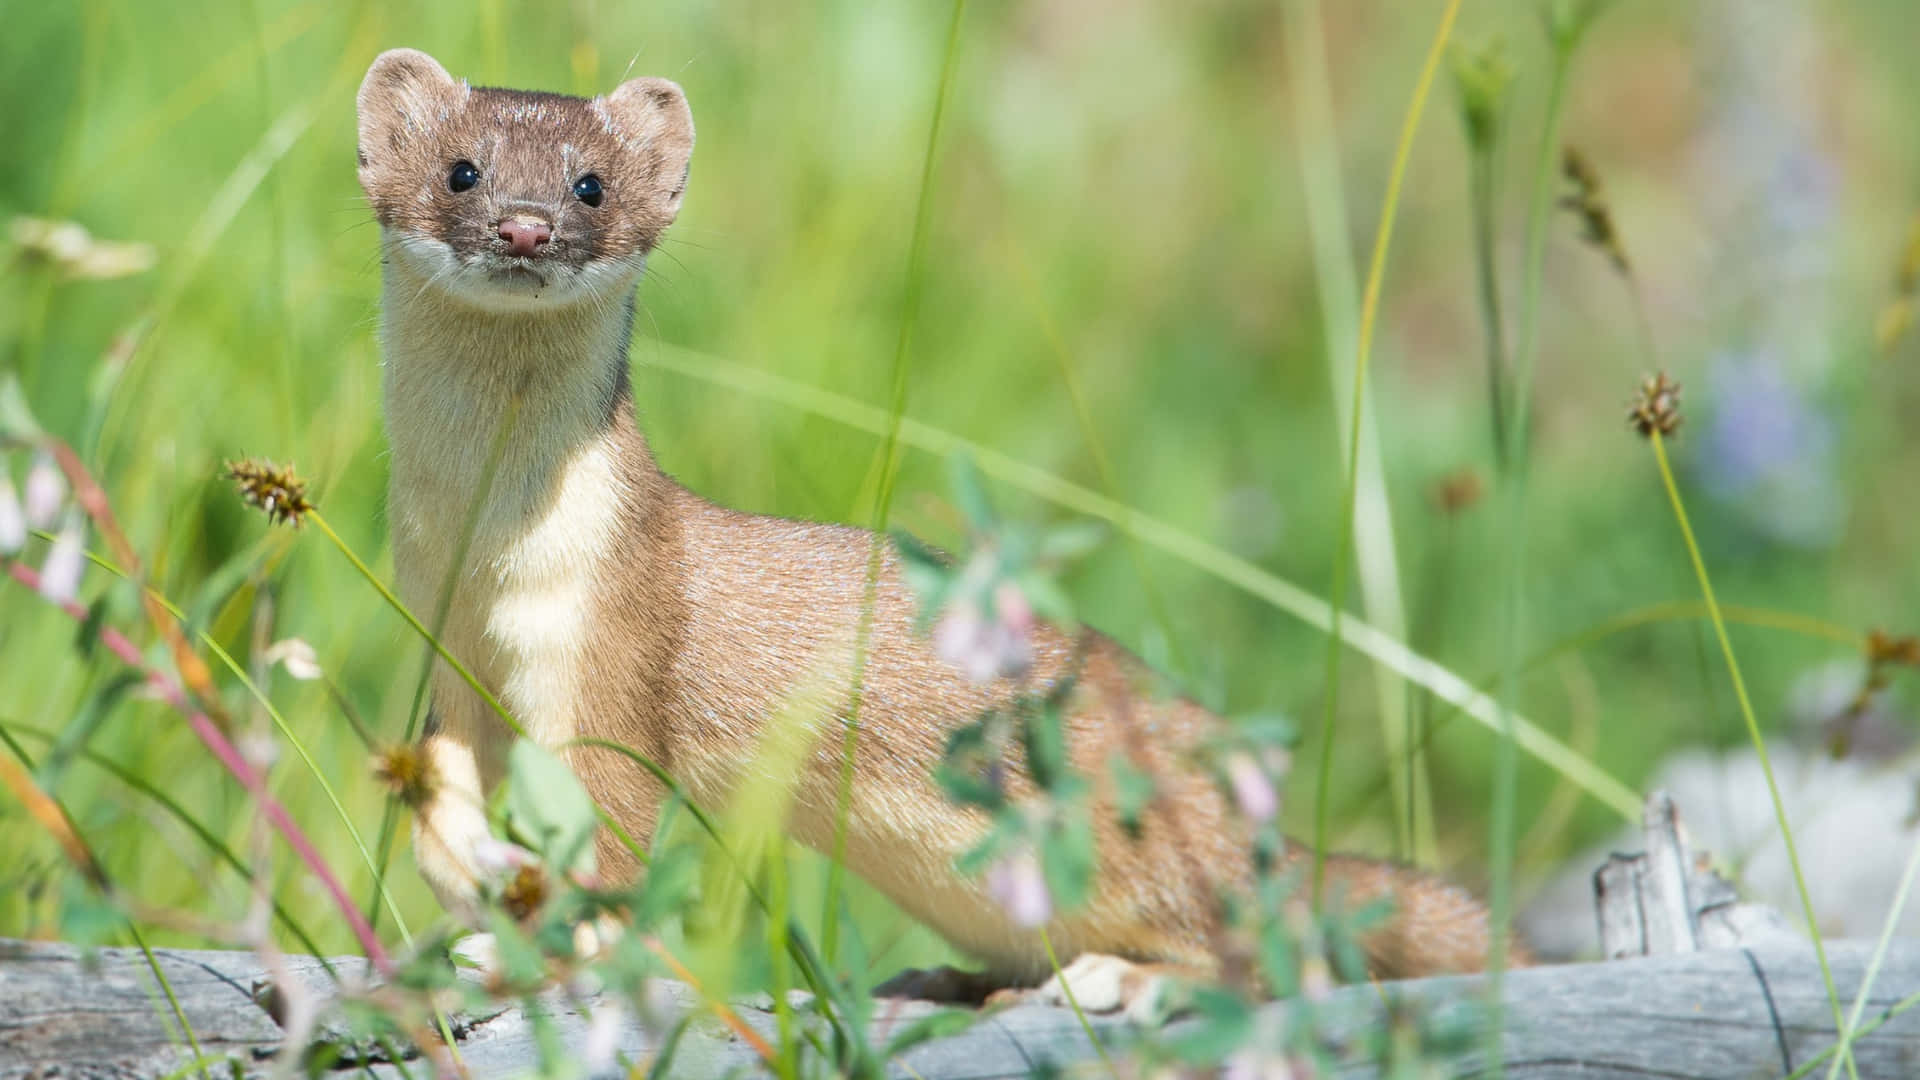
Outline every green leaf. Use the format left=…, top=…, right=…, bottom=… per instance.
left=39, top=671, right=142, bottom=787
left=933, top=720, right=1006, bottom=810
left=1159, top=984, right=1252, bottom=1064
left=506, top=739, right=599, bottom=877
left=1107, top=752, right=1156, bottom=839
left=56, top=875, right=121, bottom=947
left=1037, top=521, right=1106, bottom=565
left=645, top=1013, right=696, bottom=1080
left=1020, top=699, right=1069, bottom=793
left=1014, top=570, right=1076, bottom=631
left=946, top=452, right=995, bottom=532
left=1038, top=807, right=1096, bottom=912
left=482, top=908, right=547, bottom=988
left=0, top=374, right=43, bottom=442
left=883, top=1007, right=980, bottom=1058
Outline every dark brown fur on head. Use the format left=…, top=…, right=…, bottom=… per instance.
left=355, top=49, right=692, bottom=307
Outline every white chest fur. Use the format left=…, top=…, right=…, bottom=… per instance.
left=378, top=246, right=635, bottom=756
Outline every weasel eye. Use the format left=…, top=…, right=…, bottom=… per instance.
left=448, top=162, right=480, bottom=193
left=572, top=174, right=604, bottom=207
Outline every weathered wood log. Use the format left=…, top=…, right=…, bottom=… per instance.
left=5, top=935, right=1920, bottom=1078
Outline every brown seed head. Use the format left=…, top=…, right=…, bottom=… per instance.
left=1430, top=467, right=1486, bottom=515
left=1867, top=629, right=1920, bottom=670
left=371, top=742, right=438, bottom=809
left=501, top=864, right=549, bottom=922
left=225, top=459, right=314, bottom=527
left=1628, top=372, right=1683, bottom=438
left=1561, top=146, right=1631, bottom=275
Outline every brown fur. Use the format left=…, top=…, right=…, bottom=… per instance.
left=355, top=48, right=1527, bottom=993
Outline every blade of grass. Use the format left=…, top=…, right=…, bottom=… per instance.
left=824, top=0, right=968, bottom=969
left=1285, top=0, right=1434, bottom=867
left=1648, top=428, right=1850, bottom=1072
left=1822, top=829, right=1920, bottom=1079
left=635, top=342, right=1640, bottom=819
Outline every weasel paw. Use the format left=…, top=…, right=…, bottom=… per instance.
left=989, top=953, right=1179, bottom=1024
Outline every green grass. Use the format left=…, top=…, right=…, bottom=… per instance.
left=4, top=0, right=1920, bottom=1040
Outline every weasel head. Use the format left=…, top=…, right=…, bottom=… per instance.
left=356, top=49, right=693, bottom=313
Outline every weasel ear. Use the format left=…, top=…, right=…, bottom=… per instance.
left=601, top=78, right=695, bottom=219
left=356, top=49, right=462, bottom=170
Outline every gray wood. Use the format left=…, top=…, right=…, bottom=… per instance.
left=7, top=935, right=1920, bottom=1078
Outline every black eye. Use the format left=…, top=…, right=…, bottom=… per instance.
left=572, top=174, right=603, bottom=207
left=448, top=161, right=480, bottom=193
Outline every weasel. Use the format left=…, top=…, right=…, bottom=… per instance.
left=354, top=48, right=1526, bottom=1012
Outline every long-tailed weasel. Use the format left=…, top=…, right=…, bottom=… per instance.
left=355, top=48, right=1525, bottom=1011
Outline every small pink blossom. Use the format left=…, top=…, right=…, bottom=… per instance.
left=1225, top=751, right=1279, bottom=823
left=934, top=597, right=1034, bottom=683
left=986, top=848, right=1052, bottom=928
left=471, top=836, right=538, bottom=881
left=23, top=453, right=64, bottom=529
left=37, top=514, right=85, bottom=603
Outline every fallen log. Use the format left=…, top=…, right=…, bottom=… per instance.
left=4, top=934, right=1918, bottom=1078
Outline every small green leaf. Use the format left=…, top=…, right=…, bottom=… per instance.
left=1020, top=699, right=1069, bottom=793
left=0, top=374, right=43, bottom=442
left=946, top=452, right=995, bottom=532
left=1038, top=808, right=1096, bottom=912
left=1037, top=521, right=1105, bottom=565
left=1014, top=570, right=1076, bottom=631
left=1159, top=984, right=1252, bottom=1063
left=1107, top=752, right=1156, bottom=839
left=933, top=720, right=1006, bottom=810
left=883, top=1007, right=980, bottom=1058
left=506, top=739, right=599, bottom=877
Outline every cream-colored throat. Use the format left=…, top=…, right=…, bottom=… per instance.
left=378, top=255, right=639, bottom=750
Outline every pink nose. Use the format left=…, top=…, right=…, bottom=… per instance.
left=497, top=217, right=552, bottom=257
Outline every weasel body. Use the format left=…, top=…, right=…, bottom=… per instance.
left=355, top=49, right=1523, bottom=1005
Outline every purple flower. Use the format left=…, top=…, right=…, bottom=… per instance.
left=1696, top=351, right=1839, bottom=548
left=1225, top=751, right=1279, bottom=823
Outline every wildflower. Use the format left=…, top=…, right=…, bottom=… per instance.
left=262, top=638, right=322, bottom=681
left=23, top=453, right=64, bottom=529
left=1628, top=372, right=1682, bottom=438
left=985, top=847, right=1051, bottom=928
left=581, top=1000, right=626, bottom=1073
left=225, top=459, right=314, bottom=527
left=934, top=594, right=1033, bottom=683
left=371, top=742, right=439, bottom=809
left=237, top=731, right=280, bottom=773
left=9, top=216, right=156, bottom=280
left=472, top=836, right=538, bottom=880
left=1224, top=751, right=1279, bottom=824
left=0, top=473, right=24, bottom=553
left=36, top=513, right=86, bottom=604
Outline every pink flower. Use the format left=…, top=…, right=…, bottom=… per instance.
left=986, top=848, right=1052, bottom=928
left=934, top=594, right=1034, bottom=684
left=1225, top=751, right=1279, bottom=823
left=471, top=836, right=538, bottom=881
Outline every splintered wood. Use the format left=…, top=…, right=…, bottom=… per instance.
left=1595, top=788, right=1799, bottom=958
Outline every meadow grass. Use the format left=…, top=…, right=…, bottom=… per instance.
left=3, top=0, right=1920, bottom=1072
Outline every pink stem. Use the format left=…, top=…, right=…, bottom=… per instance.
left=7, top=560, right=394, bottom=976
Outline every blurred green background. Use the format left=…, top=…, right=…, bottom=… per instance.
left=3, top=0, right=1918, bottom=976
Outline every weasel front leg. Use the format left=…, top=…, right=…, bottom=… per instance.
left=412, top=732, right=495, bottom=922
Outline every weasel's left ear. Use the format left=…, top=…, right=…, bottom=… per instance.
left=601, top=78, right=695, bottom=220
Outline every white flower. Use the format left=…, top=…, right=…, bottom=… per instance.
left=0, top=474, right=25, bottom=553
left=36, top=514, right=85, bottom=604
left=986, top=848, right=1051, bottom=928
left=237, top=731, right=280, bottom=773
left=23, top=453, right=64, bottom=529
left=1225, top=751, right=1279, bottom=823
left=581, top=999, right=625, bottom=1073
left=262, top=638, right=322, bottom=681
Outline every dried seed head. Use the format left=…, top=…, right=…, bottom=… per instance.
left=1561, top=146, right=1631, bottom=275
left=500, top=863, right=549, bottom=922
left=1430, top=467, right=1486, bottom=515
left=371, top=742, right=438, bottom=809
left=1628, top=372, right=1683, bottom=438
left=225, top=459, right=314, bottom=528
left=1867, top=629, right=1920, bottom=670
